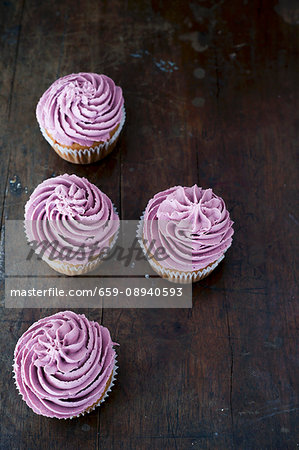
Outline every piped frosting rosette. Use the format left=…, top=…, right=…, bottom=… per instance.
left=36, top=73, right=125, bottom=164
left=13, top=311, right=118, bottom=419
left=138, top=185, right=234, bottom=283
left=24, top=174, right=119, bottom=275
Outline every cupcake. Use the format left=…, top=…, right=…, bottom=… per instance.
left=137, top=185, right=234, bottom=283
left=36, top=72, right=125, bottom=164
left=24, top=174, right=119, bottom=275
left=13, top=311, right=118, bottom=419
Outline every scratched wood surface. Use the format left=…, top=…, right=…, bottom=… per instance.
left=0, top=0, right=298, bottom=449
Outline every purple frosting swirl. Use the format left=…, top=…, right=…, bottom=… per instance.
left=143, top=185, right=234, bottom=271
left=13, top=311, right=117, bottom=419
left=24, top=174, right=119, bottom=264
left=36, top=73, right=124, bottom=146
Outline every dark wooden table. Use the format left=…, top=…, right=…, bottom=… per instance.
left=0, top=1, right=298, bottom=449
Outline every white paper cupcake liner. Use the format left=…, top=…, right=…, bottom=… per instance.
left=39, top=107, right=126, bottom=164
left=78, top=354, right=118, bottom=418
left=43, top=254, right=103, bottom=276
left=13, top=354, right=118, bottom=420
left=136, top=213, right=229, bottom=284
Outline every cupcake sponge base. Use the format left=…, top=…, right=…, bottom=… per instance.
left=142, top=251, right=225, bottom=284
left=13, top=356, right=118, bottom=420
left=44, top=255, right=103, bottom=276
left=137, top=215, right=228, bottom=284
left=40, top=107, right=126, bottom=164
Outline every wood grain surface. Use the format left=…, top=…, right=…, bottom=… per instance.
left=0, top=0, right=298, bottom=449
